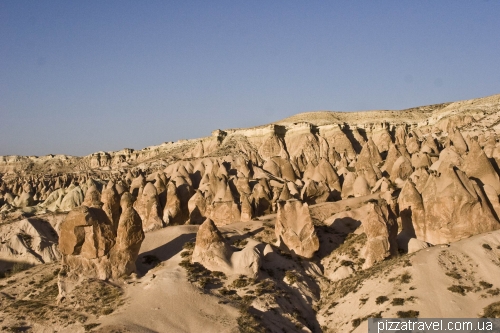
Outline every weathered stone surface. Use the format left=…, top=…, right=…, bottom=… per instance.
left=134, top=182, right=163, bottom=232
left=390, top=155, right=413, bottom=182
left=82, top=185, right=102, bottom=208
left=59, top=205, right=115, bottom=260
left=192, top=219, right=261, bottom=277
left=359, top=201, right=398, bottom=269
left=398, top=180, right=425, bottom=250
left=101, top=181, right=121, bottom=231
left=420, top=162, right=499, bottom=244
left=275, top=199, right=319, bottom=258
left=109, top=192, right=145, bottom=277
left=463, top=140, right=500, bottom=193
left=163, top=182, right=185, bottom=225
left=188, top=190, right=207, bottom=224
left=58, top=192, right=145, bottom=296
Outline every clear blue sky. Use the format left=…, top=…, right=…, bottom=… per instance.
left=1, top=1, right=499, bottom=157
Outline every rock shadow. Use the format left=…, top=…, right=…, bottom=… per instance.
left=136, top=232, right=196, bottom=276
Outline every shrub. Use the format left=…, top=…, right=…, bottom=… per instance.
left=400, top=272, right=412, bottom=284
left=482, top=301, right=500, bottom=318
left=376, top=296, right=389, bottom=305
left=448, top=285, right=472, bottom=295
left=285, top=271, right=297, bottom=284
left=391, top=298, right=405, bottom=306
left=232, top=276, right=250, bottom=288
left=482, top=244, right=492, bottom=250
left=183, top=241, right=195, bottom=250
left=397, top=310, right=419, bottom=318
left=487, top=288, right=500, bottom=296
left=84, top=323, right=101, bottom=332
left=10, top=262, right=32, bottom=275
left=445, top=271, right=462, bottom=280
left=340, top=260, right=354, bottom=267
left=479, top=281, right=493, bottom=289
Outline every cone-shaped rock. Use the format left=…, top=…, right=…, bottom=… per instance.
left=421, top=162, right=499, bottom=244
left=275, top=199, right=319, bottom=258
left=134, top=182, right=164, bottom=232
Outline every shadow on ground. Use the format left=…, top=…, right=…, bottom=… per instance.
left=136, top=233, right=196, bottom=276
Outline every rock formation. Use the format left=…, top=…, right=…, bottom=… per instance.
left=192, top=218, right=261, bottom=277
left=275, top=199, right=319, bottom=258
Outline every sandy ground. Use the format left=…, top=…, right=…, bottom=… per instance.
left=96, top=225, right=240, bottom=333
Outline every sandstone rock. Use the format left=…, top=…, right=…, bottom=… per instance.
left=352, top=175, right=371, bottom=197
left=359, top=201, right=398, bottom=269
left=397, top=180, right=425, bottom=250
left=101, top=182, right=121, bottom=231
left=275, top=199, right=319, bottom=258
left=59, top=205, right=115, bottom=260
left=340, top=172, right=356, bottom=198
left=251, top=183, right=272, bottom=216
left=133, top=182, right=164, bottom=232
left=59, top=185, right=84, bottom=211
left=109, top=193, right=145, bottom=277
left=381, top=143, right=401, bottom=175
left=240, top=194, right=254, bottom=222
left=163, top=182, right=185, bottom=225
left=301, top=180, right=330, bottom=204
left=192, top=219, right=261, bottom=277
left=129, top=174, right=146, bottom=197
left=278, top=183, right=293, bottom=201
left=82, top=186, right=102, bottom=208
left=420, top=162, right=499, bottom=244
left=406, top=134, right=420, bottom=155
left=450, top=128, right=468, bottom=154
left=407, top=238, right=430, bottom=254
left=463, top=140, right=500, bottom=193
left=390, top=155, right=413, bottom=182
left=58, top=192, right=145, bottom=292
left=188, top=190, right=207, bottom=224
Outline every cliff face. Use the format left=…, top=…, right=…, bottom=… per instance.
left=2, top=93, right=498, bottom=176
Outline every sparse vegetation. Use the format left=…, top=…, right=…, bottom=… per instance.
left=448, top=285, right=472, bottom=296
left=352, top=312, right=383, bottom=328
left=482, top=301, right=500, bottom=318
left=400, top=272, right=412, bottom=284
left=446, top=271, right=462, bottom=280
left=480, top=281, right=493, bottom=289
left=183, top=241, right=195, bottom=250
left=482, top=243, right=492, bottom=250
left=487, top=288, right=500, bottom=296
left=237, top=297, right=266, bottom=333
left=232, top=275, right=250, bottom=288
left=376, top=296, right=389, bottom=304
left=391, top=298, right=405, bottom=306
left=84, top=323, right=101, bottom=331
left=397, top=310, right=419, bottom=318
left=284, top=271, right=297, bottom=284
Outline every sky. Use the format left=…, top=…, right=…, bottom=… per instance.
left=1, top=1, right=500, bottom=157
